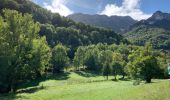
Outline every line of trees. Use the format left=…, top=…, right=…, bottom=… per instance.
left=73, top=44, right=168, bottom=82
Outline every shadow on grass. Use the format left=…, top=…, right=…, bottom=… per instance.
left=75, top=71, right=99, bottom=77
left=111, top=79, right=119, bottom=82
left=17, top=85, right=46, bottom=94
left=17, top=72, right=70, bottom=92
left=0, top=72, right=71, bottom=99
left=47, top=72, right=70, bottom=80
left=0, top=93, right=24, bottom=100
left=119, top=77, right=131, bottom=81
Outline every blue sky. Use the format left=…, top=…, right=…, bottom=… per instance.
left=33, top=0, right=170, bottom=20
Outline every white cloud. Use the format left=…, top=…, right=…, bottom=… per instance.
left=43, top=0, right=73, bottom=16
left=100, top=0, right=151, bottom=20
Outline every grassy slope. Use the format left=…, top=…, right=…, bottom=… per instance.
left=0, top=72, right=170, bottom=100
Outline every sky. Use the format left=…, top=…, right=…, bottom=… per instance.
left=32, top=0, right=170, bottom=20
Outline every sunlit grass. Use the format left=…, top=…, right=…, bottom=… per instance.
left=0, top=72, right=169, bottom=100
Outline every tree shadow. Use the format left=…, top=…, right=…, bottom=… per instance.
left=119, top=77, right=131, bottom=81
left=0, top=93, right=23, bottom=100
left=17, top=72, right=70, bottom=91
left=16, top=85, right=46, bottom=94
left=47, top=72, right=70, bottom=80
left=75, top=71, right=99, bottom=78
left=0, top=72, right=71, bottom=99
left=111, top=79, right=119, bottom=82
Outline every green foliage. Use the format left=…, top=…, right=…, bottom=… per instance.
left=102, top=62, right=111, bottom=80
left=74, top=45, right=113, bottom=72
left=126, top=45, right=162, bottom=83
left=125, top=26, right=170, bottom=50
left=84, top=47, right=100, bottom=71
left=0, top=9, right=39, bottom=92
left=100, top=50, right=113, bottom=80
left=73, top=47, right=86, bottom=70
left=111, top=53, right=124, bottom=80
left=30, top=37, right=52, bottom=78
left=74, top=43, right=168, bottom=81
left=52, top=44, right=70, bottom=73
left=140, top=56, right=160, bottom=83
left=73, top=44, right=125, bottom=78
left=0, top=9, right=51, bottom=93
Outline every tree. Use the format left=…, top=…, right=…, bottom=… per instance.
left=126, top=44, right=161, bottom=83
left=139, top=56, right=160, bottom=83
left=99, top=50, right=113, bottom=80
left=102, top=62, right=111, bottom=80
left=52, top=44, right=70, bottom=73
left=84, top=47, right=100, bottom=71
left=111, top=53, right=124, bottom=80
left=1, top=9, right=40, bottom=92
left=30, top=37, right=52, bottom=78
left=111, top=61, right=122, bottom=80
left=73, top=46, right=86, bottom=70
left=0, top=9, right=51, bottom=93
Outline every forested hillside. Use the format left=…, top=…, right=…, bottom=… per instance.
left=125, top=11, right=170, bottom=50
left=0, top=0, right=127, bottom=48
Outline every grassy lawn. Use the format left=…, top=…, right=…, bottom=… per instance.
left=0, top=71, right=170, bottom=100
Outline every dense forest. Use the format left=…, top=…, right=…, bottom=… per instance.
left=0, top=0, right=169, bottom=94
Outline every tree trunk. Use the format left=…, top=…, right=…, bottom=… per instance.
left=65, top=67, right=68, bottom=72
left=36, top=71, right=42, bottom=78
left=115, top=75, right=117, bottom=80
left=0, top=84, right=11, bottom=93
left=10, top=83, right=17, bottom=93
left=122, top=75, right=125, bottom=79
left=106, top=75, right=108, bottom=80
left=146, top=78, right=151, bottom=83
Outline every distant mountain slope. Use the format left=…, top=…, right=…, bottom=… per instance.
left=68, top=13, right=137, bottom=33
left=125, top=11, right=170, bottom=50
left=130, top=11, right=170, bottom=31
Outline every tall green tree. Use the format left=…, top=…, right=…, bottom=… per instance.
left=126, top=44, right=161, bottom=83
left=102, top=62, right=111, bottom=80
left=0, top=9, right=51, bottom=93
left=30, top=37, right=52, bottom=78
left=0, top=9, right=40, bottom=92
left=139, top=56, right=160, bottom=83
left=73, top=46, right=86, bottom=70
left=111, top=53, right=125, bottom=80
left=99, top=50, right=113, bottom=80
left=84, top=47, right=100, bottom=71
left=52, top=44, right=70, bottom=73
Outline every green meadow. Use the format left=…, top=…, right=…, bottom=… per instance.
left=0, top=72, right=169, bottom=100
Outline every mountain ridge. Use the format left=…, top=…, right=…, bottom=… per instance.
left=125, top=11, right=170, bottom=50
left=68, top=13, right=137, bottom=33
